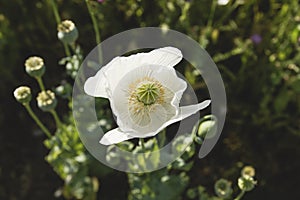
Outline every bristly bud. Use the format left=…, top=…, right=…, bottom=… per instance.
left=36, top=90, right=57, bottom=112
left=25, top=56, right=45, bottom=78
left=214, top=178, right=233, bottom=198
left=57, top=20, right=79, bottom=44
left=238, top=175, right=257, bottom=192
left=13, top=86, right=32, bottom=104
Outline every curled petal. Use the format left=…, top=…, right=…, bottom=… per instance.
left=99, top=128, right=135, bottom=145
left=84, top=69, right=108, bottom=98
left=177, top=100, right=211, bottom=120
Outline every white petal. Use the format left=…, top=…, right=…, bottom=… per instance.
left=100, top=100, right=211, bottom=145
left=84, top=70, right=108, bottom=98
left=149, top=64, right=187, bottom=109
left=99, top=128, right=135, bottom=145
left=109, top=65, right=182, bottom=136
left=218, top=0, right=229, bottom=5
left=84, top=47, right=182, bottom=98
left=137, top=99, right=211, bottom=138
left=177, top=100, right=211, bottom=120
left=104, top=47, right=183, bottom=95
left=144, top=46, right=183, bottom=67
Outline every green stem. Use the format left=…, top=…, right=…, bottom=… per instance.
left=140, top=138, right=146, bottom=151
left=48, top=0, right=72, bottom=57
left=48, top=0, right=61, bottom=24
left=207, top=0, right=217, bottom=27
left=63, top=43, right=71, bottom=57
left=139, top=138, right=148, bottom=172
left=24, top=104, right=52, bottom=138
left=216, top=1, right=239, bottom=26
left=36, top=77, right=45, bottom=91
left=86, top=0, right=103, bottom=64
left=50, top=110, right=62, bottom=128
left=158, top=129, right=166, bottom=148
left=234, top=190, right=246, bottom=200
left=49, top=0, right=61, bottom=24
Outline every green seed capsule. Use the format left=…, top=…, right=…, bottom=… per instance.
left=13, top=86, right=32, bottom=104
left=238, top=175, right=257, bottom=192
left=214, top=178, right=233, bottom=198
left=36, top=90, right=57, bottom=112
left=24, top=56, right=45, bottom=78
left=57, top=20, right=79, bottom=44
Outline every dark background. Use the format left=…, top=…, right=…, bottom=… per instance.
left=1, top=0, right=300, bottom=199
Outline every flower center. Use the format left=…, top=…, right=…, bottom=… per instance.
left=136, top=82, right=160, bottom=105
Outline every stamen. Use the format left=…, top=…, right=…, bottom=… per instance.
left=127, top=77, right=166, bottom=127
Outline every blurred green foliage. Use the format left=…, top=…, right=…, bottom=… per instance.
left=1, top=0, right=300, bottom=199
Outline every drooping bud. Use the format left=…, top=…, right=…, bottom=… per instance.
left=24, top=56, right=45, bottom=78
left=57, top=20, right=79, bottom=44
left=36, top=90, right=57, bottom=112
left=13, top=86, right=32, bottom=104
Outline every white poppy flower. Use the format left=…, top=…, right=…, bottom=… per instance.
left=84, top=47, right=211, bottom=145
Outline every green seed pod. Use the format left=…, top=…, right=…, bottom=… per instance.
left=238, top=175, right=257, bottom=192
left=57, top=20, right=79, bottom=44
left=13, top=86, right=32, bottom=104
left=24, top=56, right=45, bottom=78
left=197, top=115, right=217, bottom=139
left=36, top=90, right=57, bottom=112
left=214, top=178, right=233, bottom=198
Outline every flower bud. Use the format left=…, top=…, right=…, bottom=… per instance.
left=55, top=83, right=72, bottom=99
left=214, top=178, right=233, bottom=198
left=57, top=20, right=79, bottom=44
left=172, top=135, right=193, bottom=154
left=241, top=166, right=255, bottom=177
left=194, top=136, right=203, bottom=145
left=238, top=175, right=257, bottom=192
left=197, top=115, right=217, bottom=139
left=13, top=86, right=32, bottom=104
left=24, top=56, right=45, bottom=78
left=36, top=90, right=57, bottom=112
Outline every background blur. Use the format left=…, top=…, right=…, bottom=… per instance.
left=1, top=0, right=300, bottom=199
